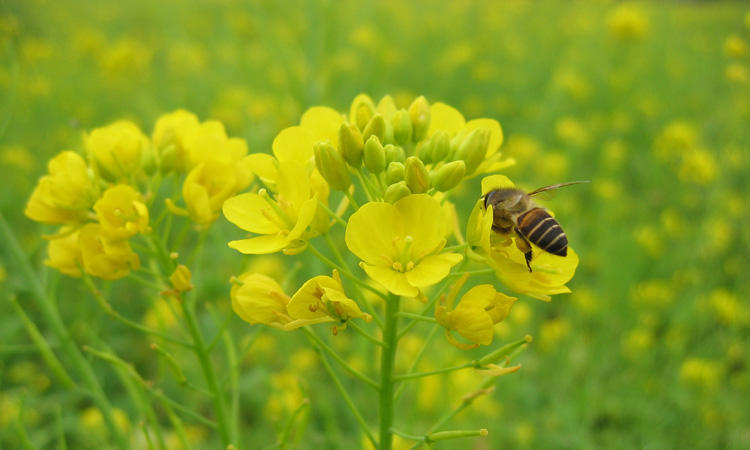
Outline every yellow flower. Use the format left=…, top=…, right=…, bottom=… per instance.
left=231, top=272, right=292, bottom=329
left=436, top=284, right=516, bottom=346
left=85, top=120, right=148, bottom=181
left=345, top=194, right=463, bottom=297
left=169, top=265, right=193, bottom=293
left=286, top=271, right=370, bottom=329
left=606, top=4, right=648, bottom=40
left=152, top=109, right=201, bottom=172
left=93, top=185, right=149, bottom=239
left=25, top=151, right=96, bottom=225
left=182, top=119, right=248, bottom=168
left=678, top=148, right=717, bottom=185
left=45, top=228, right=83, bottom=277
left=78, top=224, right=139, bottom=280
left=469, top=175, right=579, bottom=301
left=224, top=160, right=319, bottom=254
left=182, top=158, right=253, bottom=226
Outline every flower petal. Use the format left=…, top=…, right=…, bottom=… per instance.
left=465, top=118, right=503, bottom=157
left=222, top=193, right=281, bottom=234
left=288, top=196, right=318, bottom=240
left=361, top=264, right=419, bottom=297
left=445, top=308, right=494, bottom=345
left=393, top=194, right=448, bottom=259
left=427, top=102, right=465, bottom=137
left=228, top=234, right=289, bottom=254
left=345, top=202, right=398, bottom=264
left=300, top=106, right=345, bottom=145
left=272, top=126, right=315, bottom=163
left=405, top=253, right=463, bottom=288
left=481, top=175, right=515, bottom=196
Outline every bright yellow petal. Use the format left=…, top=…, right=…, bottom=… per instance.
left=300, top=106, right=345, bottom=145
left=393, top=194, right=447, bottom=259
left=272, top=126, right=315, bottom=163
left=222, top=193, right=281, bottom=234
left=445, top=308, right=494, bottom=345
left=276, top=160, right=311, bottom=213
left=427, top=102, right=465, bottom=137
left=481, top=174, right=515, bottom=195
left=288, top=196, right=318, bottom=240
left=361, top=264, right=418, bottom=297
left=228, top=234, right=289, bottom=254
left=245, top=153, right=279, bottom=183
left=465, top=118, right=503, bottom=157
left=456, top=285, right=496, bottom=309
left=345, top=202, right=398, bottom=264
left=405, top=253, right=463, bottom=288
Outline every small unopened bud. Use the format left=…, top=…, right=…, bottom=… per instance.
left=408, top=96, right=431, bottom=141
left=386, top=161, right=406, bottom=185
left=416, top=140, right=432, bottom=164
left=363, top=114, right=386, bottom=143
left=456, top=128, right=490, bottom=175
left=384, top=181, right=411, bottom=203
left=339, top=123, right=364, bottom=168
left=351, top=94, right=376, bottom=131
left=431, top=160, right=466, bottom=191
left=430, top=131, right=451, bottom=162
left=170, top=264, right=193, bottom=292
left=314, top=141, right=351, bottom=191
left=392, top=109, right=413, bottom=145
left=405, top=156, right=430, bottom=194
left=384, top=144, right=405, bottom=165
left=363, top=135, right=386, bottom=174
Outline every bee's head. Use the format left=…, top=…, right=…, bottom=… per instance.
left=483, top=188, right=525, bottom=212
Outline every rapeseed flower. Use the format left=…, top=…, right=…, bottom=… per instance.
left=93, top=184, right=149, bottom=239
left=436, top=284, right=516, bottom=347
left=223, top=159, right=321, bottom=254
left=285, top=271, right=370, bottom=329
left=182, top=158, right=253, bottom=226
left=78, top=223, right=139, bottom=280
left=25, top=151, right=97, bottom=225
left=345, top=194, right=463, bottom=297
left=84, top=120, right=148, bottom=181
left=231, top=272, right=292, bottom=329
left=468, top=175, right=578, bottom=301
left=44, top=228, right=83, bottom=277
left=151, top=109, right=201, bottom=172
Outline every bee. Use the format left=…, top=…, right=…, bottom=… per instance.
left=483, top=181, right=587, bottom=272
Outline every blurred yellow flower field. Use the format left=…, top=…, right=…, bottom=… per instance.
left=1, top=1, right=749, bottom=449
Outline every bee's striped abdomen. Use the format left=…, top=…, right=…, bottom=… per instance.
left=517, top=208, right=568, bottom=256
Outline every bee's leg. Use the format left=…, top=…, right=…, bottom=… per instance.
left=514, top=227, right=533, bottom=272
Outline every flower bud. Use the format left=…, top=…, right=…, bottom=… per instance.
left=170, top=264, right=193, bottom=292
left=392, top=109, right=413, bottom=145
left=384, top=144, right=405, bottom=165
left=386, top=162, right=405, bottom=185
left=455, top=128, right=490, bottom=175
left=430, top=130, right=451, bottom=162
left=416, top=140, right=432, bottom=164
left=363, top=135, right=386, bottom=174
left=314, top=141, right=351, bottom=191
left=405, top=156, right=430, bottom=194
left=350, top=94, right=376, bottom=130
left=363, top=114, right=386, bottom=143
left=408, top=96, right=431, bottom=141
left=431, top=160, right=466, bottom=191
left=339, top=123, right=364, bottom=168
left=384, top=181, right=411, bottom=203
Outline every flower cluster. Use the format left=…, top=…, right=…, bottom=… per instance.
left=226, top=94, right=579, bottom=345
left=25, top=111, right=252, bottom=280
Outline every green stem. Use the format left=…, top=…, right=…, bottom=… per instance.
left=347, top=321, right=385, bottom=347
left=308, top=243, right=388, bottom=304
left=309, top=332, right=377, bottom=448
left=379, top=294, right=400, bottom=450
left=0, top=213, right=129, bottom=450
left=394, top=362, right=474, bottom=382
left=394, top=312, right=437, bottom=323
left=180, top=298, right=232, bottom=447
left=317, top=200, right=347, bottom=226
left=352, top=171, right=372, bottom=204
left=303, top=327, right=379, bottom=390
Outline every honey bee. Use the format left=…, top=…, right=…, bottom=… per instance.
left=483, top=181, right=587, bottom=272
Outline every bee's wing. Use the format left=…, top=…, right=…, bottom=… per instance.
left=527, top=181, right=589, bottom=197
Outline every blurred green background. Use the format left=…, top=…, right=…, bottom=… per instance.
left=1, top=0, right=749, bottom=449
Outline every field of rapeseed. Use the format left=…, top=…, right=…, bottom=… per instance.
left=1, top=1, right=749, bottom=449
